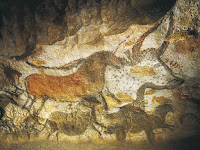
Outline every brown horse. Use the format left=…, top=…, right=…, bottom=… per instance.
left=26, top=51, right=122, bottom=111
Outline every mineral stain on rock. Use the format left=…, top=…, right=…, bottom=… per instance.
left=152, top=96, right=171, bottom=104
left=129, top=66, right=159, bottom=77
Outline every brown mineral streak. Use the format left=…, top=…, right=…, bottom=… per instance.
left=26, top=51, right=122, bottom=102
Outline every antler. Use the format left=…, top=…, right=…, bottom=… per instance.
left=132, top=12, right=184, bottom=110
left=124, top=12, right=174, bottom=66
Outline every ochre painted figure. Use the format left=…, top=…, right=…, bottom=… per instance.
left=26, top=51, right=122, bottom=110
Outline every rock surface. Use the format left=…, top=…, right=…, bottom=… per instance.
left=0, top=0, right=199, bottom=149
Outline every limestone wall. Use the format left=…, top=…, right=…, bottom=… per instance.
left=0, top=0, right=199, bottom=149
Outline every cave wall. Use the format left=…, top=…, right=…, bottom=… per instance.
left=0, top=0, right=176, bottom=59
left=0, top=0, right=199, bottom=149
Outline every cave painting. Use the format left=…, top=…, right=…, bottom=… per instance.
left=25, top=51, right=122, bottom=111
left=104, top=103, right=174, bottom=144
left=0, top=10, right=199, bottom=146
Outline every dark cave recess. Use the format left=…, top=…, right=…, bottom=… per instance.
left=0, top=0, right=176, bottom=60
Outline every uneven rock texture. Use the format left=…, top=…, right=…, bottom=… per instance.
left=0, top=0, right=176, bottom=59
left=0, top=0, right=199, bottom=149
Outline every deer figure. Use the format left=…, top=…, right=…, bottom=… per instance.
left=122, top=12, right=184, bottom=109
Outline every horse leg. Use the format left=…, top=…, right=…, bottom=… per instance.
left=97, top=91, right=108, bottom=111
left=105, top=87, right=121, bottom=103
left=36, top=95, right=48, bottom=115
left=23, top=95, right=35, bottom=112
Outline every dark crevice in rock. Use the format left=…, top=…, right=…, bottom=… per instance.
left=14, top=44, right=36, bottom=61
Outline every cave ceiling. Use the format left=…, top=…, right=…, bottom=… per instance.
left=0, top=0, right=176, bottom=59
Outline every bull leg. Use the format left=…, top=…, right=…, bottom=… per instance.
left=115, top=126, right=126, bottom=142
left=90, top=105, right=107, bottom=135
left=145, top=128, right=156, bottom=145
left=46, top=120, right=58, bottom=140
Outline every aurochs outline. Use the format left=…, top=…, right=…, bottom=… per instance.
left=25, top=51, right=123, bottom=111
